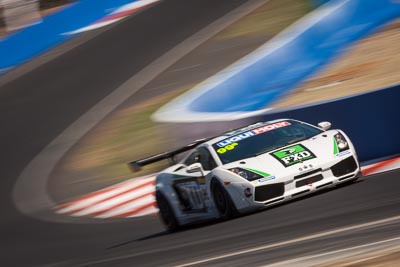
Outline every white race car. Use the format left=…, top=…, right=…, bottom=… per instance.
left=130, top=119, right=361, bottom=231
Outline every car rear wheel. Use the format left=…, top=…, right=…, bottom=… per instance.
left=211, top=179, right=237, bottom=219
left=156, top=191, right=179, bottom=232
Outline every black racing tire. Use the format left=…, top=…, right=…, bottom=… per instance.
left=156, top=191, right=179, bottom=232
left=211, top=179, right=238, bottom=219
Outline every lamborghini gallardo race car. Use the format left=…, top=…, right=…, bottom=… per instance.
left=130, top=119, right=361, bottom=231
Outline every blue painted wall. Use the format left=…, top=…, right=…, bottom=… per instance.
left=252, top=86, right=400, bottom=163
left=188, top=0, right=400, bottom=113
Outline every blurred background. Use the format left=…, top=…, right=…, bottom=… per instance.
left=3, top=0, right=398, bottom=198
left=37, top=0, right=400, bottom=194
left=1, top=0, right=400, bottom=266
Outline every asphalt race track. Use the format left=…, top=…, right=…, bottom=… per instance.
left=0, top=0, right=399, bottom=266
left=69, top=171, right=400, bottom=267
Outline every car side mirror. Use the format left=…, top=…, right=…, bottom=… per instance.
left=318, top=121, right=331, bottom=131
left=186, top=162, right=203, bottom=174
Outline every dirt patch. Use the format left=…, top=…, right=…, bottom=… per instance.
left=321, top=249, right=400, bottom=267
left=60, top=86, right=192, bottom=187
left=217, top=0, right=312, bottom=40
left=272, top=19, right=400, bottom=109
left=0, top=1, right=72, bottom=37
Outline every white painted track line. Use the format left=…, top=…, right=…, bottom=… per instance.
left=262, top=236, right=400, bottom=267
left=175, top=215, right=400, bottom=267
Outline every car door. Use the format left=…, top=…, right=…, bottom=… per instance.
left=172, top=147, right=217, bottom=213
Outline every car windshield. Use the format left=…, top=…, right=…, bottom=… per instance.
left=212, top=120, right=323, bottom=164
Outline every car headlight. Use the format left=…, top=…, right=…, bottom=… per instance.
left=334, top=132, right=349, bottom=152
left=229, top=168, right=263, bottom=181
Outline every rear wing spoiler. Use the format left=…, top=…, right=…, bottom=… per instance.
left=128, top=138, right=210, bottom=172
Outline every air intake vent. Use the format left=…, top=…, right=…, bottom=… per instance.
left=255, top=183, right=284, bottom=202
left=331, top=156, right=358, bottom=177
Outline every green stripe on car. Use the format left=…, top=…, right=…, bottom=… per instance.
left=244, top=167, right=271, bottom=177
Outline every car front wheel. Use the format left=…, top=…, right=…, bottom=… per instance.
left=211, top=179, right=237, bottom=219
left=156, top=191, right=179, bottom=232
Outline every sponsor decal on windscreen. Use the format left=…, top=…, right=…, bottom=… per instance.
left=216, top=121, right=291, bottom=148
left=271, top=144, right=316, bottom=167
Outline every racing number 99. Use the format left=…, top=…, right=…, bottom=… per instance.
left=217, top=143, right=238, bottom=154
